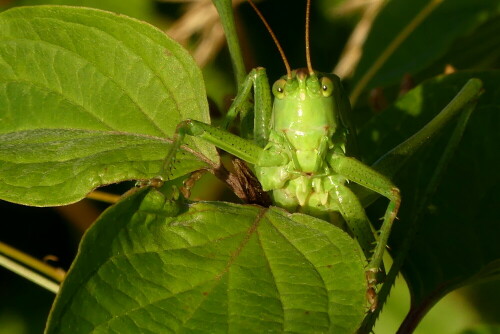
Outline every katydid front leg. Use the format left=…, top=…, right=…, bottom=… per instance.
left=160, top=67, right=274, bottom=179
left=160, top=118, right=284, bottom=173
left=222, top=67, right=272, bottom=146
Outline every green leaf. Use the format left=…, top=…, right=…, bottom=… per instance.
left=0, top=6, right=217, bottom=205
left=424, top=18, right=500, bottom=76
left=358, top=71, right=500, bottom=324
left=0, top=129, right=210, bottom=206
left=45, top=187, right=367, bottom=334
left=351, top=0, right=500, bottom=94
left=5, top=0, right=154, bottom=22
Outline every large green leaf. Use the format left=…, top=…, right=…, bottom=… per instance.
left=45, top=186, right=367, bottom=333
left=0, top=6, right=217, bottom=206
left=3, top=0, right=154, bottom=22
left=351, top=0, right=500, bottom=93
left=424, top=18, right=500, bottom=77
left=0, top=129, right=210, bottom=205
left=358, top=71, right=500, bottom=326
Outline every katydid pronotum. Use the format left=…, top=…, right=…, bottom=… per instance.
left=156, top=0, right=483, bottom=312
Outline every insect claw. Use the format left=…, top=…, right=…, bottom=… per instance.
left=366, top=287, right=378, bottom=312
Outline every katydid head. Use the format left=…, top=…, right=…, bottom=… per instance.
left=271, top=69, right=346, bottom=134
left=272, top=68, right=336, bottom=101
left=248, top=0, right=352, bottom=149
left=247, top=0, right=343, bottom=102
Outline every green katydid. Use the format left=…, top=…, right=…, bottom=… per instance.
left=156, top=0, right=483, bottom=312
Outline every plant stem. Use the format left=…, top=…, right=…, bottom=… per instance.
left=0, top=254, right=60, bottom=294
left=86, top=190, right=121, bottom=203
left=212, top=0, right=247, bottom=87
left=0, top=241, right=65, bottom=284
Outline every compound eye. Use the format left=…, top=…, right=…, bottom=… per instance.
left=272, top=79, right=287, bottom=99
left=320, top=76, right=334, bottom=97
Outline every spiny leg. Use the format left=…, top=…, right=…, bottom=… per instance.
left=331, top=182, right=378, bottom=263
left=328, top=153, right=401, bottom=287
left=160, top=119, right=265, bottom=180
left=331, top=181, right=388, bottom=311
left=160, top=67, right=273, bottom=181
left=157, top=118, right=291, bottom=206
left=358, top=85, right=482, bottom=329
left=332, top=79, right=481, bottom=290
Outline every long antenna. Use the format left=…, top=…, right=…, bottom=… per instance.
left=247, top=0, right=292, bottom=79
left=305, top=0, right=314, bottom=74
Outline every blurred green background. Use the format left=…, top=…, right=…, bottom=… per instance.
left=0, top=0, right=499, bottom=333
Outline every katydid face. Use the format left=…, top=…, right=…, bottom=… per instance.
left=271, top=69, right=347, bottom=173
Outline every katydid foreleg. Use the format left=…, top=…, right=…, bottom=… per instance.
left=160, top=68, right=271, bottom=179
left=221, top=67, right=272, bottom=147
